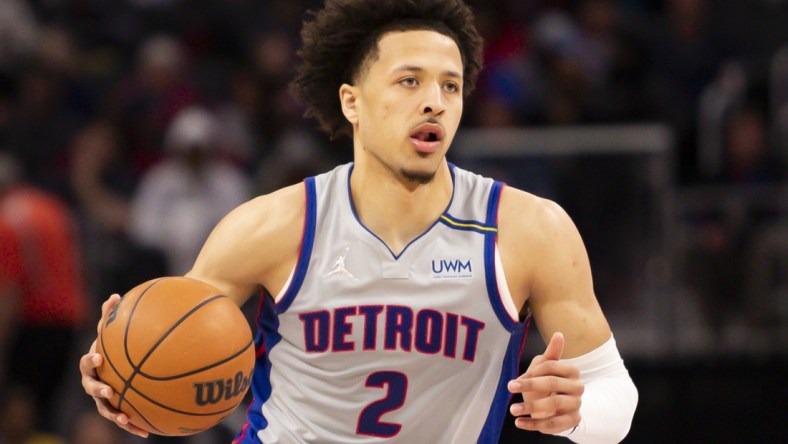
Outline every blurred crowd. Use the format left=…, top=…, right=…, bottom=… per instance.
left=0, top=0, right=785, bottom=443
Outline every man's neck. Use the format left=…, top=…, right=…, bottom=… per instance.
left=349, top=159, right=452, bottom=256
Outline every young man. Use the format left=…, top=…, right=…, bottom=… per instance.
left=80, top=1, right=638, bottom=442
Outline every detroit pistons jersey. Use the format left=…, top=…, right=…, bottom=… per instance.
left=234, top=163, right=529, bottom=444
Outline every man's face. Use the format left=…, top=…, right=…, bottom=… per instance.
left=349, top=30, right=464, bottom=184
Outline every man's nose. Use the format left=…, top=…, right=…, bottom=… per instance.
left=421, top=84, right=446, bottom=116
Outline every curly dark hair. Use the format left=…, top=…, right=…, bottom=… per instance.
left=291, top=0, right=484, bottom=139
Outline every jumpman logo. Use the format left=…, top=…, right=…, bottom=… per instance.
left=323, top=246, right=358, bottom=281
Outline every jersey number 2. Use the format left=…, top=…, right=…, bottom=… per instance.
left=356, top=371, right=408, bottom=438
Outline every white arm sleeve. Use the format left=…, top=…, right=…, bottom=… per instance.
left=554, top=335, right=638, bottom=444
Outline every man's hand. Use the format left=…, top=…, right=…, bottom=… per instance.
left=507, top=332, right=583, bottom=435
left=78, top=294, right=150, bottom=438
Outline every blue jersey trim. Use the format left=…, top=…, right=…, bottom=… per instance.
left=483, top=182, right=520, bottom=331
left=477, top=180, right=529, bottom=442
left=485, top=181, right=504, bottom=226
left=235, top=293, right=282, bottom=444
left=476, top=322, right=528, bottom=443
left=235, top=177, right=317, bottom=442
left=347, top=163, right=456, bottom=260
left=276, top=177, right=317, bottom=313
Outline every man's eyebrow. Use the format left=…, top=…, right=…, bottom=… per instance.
left=392, top=65, right=463, bottom=79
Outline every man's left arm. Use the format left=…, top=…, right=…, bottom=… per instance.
left=498, top=189, right=638, bottom=443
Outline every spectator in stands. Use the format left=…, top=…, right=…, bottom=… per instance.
left=70, top=120, right=167, bottom=303
left=104, top=35, right=199, bottom=174
left=129, top=106, right=250, bottom=275
left=71, top=122, right=133, bottom=236
left=4, top=59, right=81, bottom=197
left=0, top=153, right=88, bottom=432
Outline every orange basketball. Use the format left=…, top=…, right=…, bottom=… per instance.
left=96, top=277, right=255, bottom=436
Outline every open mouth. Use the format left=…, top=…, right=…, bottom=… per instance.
left=409, top=123, right=444, bottom=148
left=412, top=131, right=440, bottom=142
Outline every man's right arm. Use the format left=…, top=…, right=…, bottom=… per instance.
left=79, top=182, right=306, bottom=436
left=186, top=183, right=306, bottom=306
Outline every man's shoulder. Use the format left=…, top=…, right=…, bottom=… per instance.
left=191, top=182, right=307, bottom=293
left=499, top=186, right=565, bottom=222
left=498, top=186, right=575, bottom=244
left=224, top=183, right=306, bottom=239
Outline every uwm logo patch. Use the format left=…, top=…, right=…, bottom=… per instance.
left=431, top=258, right=473, bottom=279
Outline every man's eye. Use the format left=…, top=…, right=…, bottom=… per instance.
left=400, top=78, right=418, bottom=87
left=444, top=83, right=460, bottom=93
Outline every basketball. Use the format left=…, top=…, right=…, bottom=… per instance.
left=96, top=277, right=255, bottom=436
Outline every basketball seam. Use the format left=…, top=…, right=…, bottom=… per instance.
left=123, top=278, right=166, bottom=368
left=122, top=397, right=166, bottom=435
left=117, top=278, right=167, bottom=411
left=118, top=294, right=227, bottom=413
left=99, top=278, right=164, bottom=413
left=98, top=327, right=127, bottom=406
left=99, top=327, right=167, bottom=435
left=139, top=338, right=254, bottom=380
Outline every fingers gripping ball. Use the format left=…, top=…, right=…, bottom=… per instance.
left=97, top=277, right=255, bottom=436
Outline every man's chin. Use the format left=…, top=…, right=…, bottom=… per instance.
left=399, top=167, right=436, bottom=185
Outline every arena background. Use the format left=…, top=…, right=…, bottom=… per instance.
left=0, top=0, right=785, bottom=443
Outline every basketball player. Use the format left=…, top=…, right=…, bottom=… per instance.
left=80, top=1, right=638, bottom=442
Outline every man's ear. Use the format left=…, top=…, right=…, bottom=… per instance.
left=339, top=84, right=360, bottom=125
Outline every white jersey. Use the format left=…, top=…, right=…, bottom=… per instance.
left=235, top=163, right=529, bottom=444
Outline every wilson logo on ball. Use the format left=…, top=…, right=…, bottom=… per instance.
left=193, top=371, right=252, bottom=406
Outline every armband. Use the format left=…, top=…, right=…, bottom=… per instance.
left=553, top=335, right=638, bottom=444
